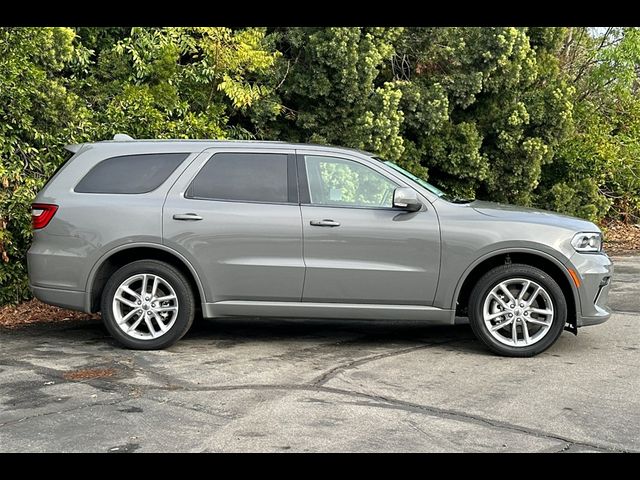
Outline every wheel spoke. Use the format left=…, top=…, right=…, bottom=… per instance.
left=499, top=283, right=517, bottom=304
left=115, top=295, right=138, bottom=309
left=486, top=310, right=506, bottom=321
left=522, top=320, right=531, bottom=345
left=117, top=308, right=140, bottom=325
left=525, top=317, right=551, bottom=327
left=127, top=315, right=144, bottom=333
left=500, top=284, right=516, bottom=303
left=489, top=292, right=509, bottom=309
left=529, top=308, right=553, bottom=316
left=512, top=319, right=519, bottom=344
left=121, top=286, right=141, bottom=301
left=151, top=276, right=159, bottom=297
left=155, top=294, right=177, bottom=303
left=526, top=286, right=542, bottom=306
left=155, top=305, right=178, bottom=313
left=142, top=274, right=151, bottom=298
left=518, top=280, right=531, bottom=301
left=144, top=316, right=157, bottom=336
left=152, top=312, right=169, bottom=332
left=491, top=318, right=513, bottom=331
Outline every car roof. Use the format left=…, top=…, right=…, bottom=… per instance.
left=67, top=137, right=376, bottom=158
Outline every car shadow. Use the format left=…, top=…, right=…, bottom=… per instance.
left=3, top=316, right=490, bottom=355
left=187, top=316, right=482, bottom=349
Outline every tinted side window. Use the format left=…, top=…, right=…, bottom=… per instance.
left=75, top=153, right=189, bottom=194
left=187, top=153, right=288, bottom=203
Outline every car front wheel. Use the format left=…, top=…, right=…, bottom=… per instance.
left=101, top=260, right=195, bottom=350
left=468, top=263, right=567, bottom=357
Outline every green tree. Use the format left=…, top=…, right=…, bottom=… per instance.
left=392, top=27, right=574, bottom=203
left=78, top=27, right=280, bottom=140
left=540, top=27, right=640, bottom=222
left=0, top=27, right=92, bottom=304
left=254, top=27, right=406, bottom=161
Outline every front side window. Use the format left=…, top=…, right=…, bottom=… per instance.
left=186, top=152, right=289, bottom=203
left=75, top=153, right=189, bottom=194
left=304, top=155, right=397, bottom=208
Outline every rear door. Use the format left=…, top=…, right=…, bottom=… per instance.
left=298, top=150, right=441, bottom=305
left=163, top=147, right=304, bottom=303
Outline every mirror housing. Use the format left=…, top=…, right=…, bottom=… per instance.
left=393, top=187, right=422, bottom=212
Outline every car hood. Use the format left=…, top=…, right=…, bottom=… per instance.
left=470, top=200, right=599, bottom=232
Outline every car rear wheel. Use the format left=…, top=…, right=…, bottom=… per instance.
left=101, top=260, right=195, bottom=350
left=468, top=263, right=567, bottom=357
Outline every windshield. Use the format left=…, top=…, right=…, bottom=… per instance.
left=378, top=159, right=447, bottom=198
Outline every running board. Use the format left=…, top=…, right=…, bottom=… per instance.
left=202, top=301, right=455, bottom=323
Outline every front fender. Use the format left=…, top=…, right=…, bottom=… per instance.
left=435, top=244, right=581, bottom=322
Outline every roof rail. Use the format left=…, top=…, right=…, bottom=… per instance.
left=64, top=144, right=83, bottom=153
left=113, top=134, right=134, bottom=141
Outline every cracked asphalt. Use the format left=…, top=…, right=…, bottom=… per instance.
left=1, top=255, right=639, bottom=453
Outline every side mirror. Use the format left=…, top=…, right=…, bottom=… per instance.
left=393, top=187, right=422, bottom=212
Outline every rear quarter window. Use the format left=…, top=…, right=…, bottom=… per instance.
left=42, top=148, right=78, bottom=190
left=74, top=153, right=190, bottom=194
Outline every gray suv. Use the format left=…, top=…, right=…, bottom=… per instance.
left=27, top=136, right=613, bottom=356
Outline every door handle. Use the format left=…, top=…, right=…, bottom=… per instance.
left=310, top=219, right=340, bottom=227
left=173, top=213, right=203, bottom=221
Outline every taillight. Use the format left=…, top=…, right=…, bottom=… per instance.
left=31, top=203, right=58, bottom=230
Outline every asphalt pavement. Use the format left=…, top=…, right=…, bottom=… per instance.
left=1, top=255, right=638, bottom=452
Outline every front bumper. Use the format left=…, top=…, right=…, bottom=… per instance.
left=567, top=252, right=613, bottom=327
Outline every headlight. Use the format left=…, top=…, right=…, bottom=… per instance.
left=571, top=232, right=602, bottom=252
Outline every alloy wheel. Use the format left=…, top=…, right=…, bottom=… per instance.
left=112, top=273, right=179, bottom=340
left=482, top=277, right=554, bottom=347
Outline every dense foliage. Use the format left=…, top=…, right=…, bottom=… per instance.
left=1, top=26, right=639, bottom=304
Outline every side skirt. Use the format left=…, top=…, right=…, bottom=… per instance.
left=202, top=301, right=455, bottom=324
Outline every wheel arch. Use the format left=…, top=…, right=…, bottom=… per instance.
left=85, top=243, right=206, bottom=313
left=453, top=249, right=580, bottom=331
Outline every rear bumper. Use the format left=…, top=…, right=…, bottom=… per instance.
left=30, top=284, right=86, bottom=313
left=568, top=252, right=613, bottom=327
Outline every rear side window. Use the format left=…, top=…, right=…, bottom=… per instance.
left=75, top=153, right=190, bottom=194
left=186, top=153, right=289, bottom=203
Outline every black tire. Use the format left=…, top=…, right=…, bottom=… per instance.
left=468, top=263, right=567, bottom=357
left=101, top=260, right=195, bottom=350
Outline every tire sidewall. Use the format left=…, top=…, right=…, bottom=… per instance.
left=469, top=265, right=567, bottom=357
left=101, top=260, right=194, bottom=350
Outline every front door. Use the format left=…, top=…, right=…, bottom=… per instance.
left=298, top=152, right=441, bottom=305
left=163, top=148, right=304, bottom=303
